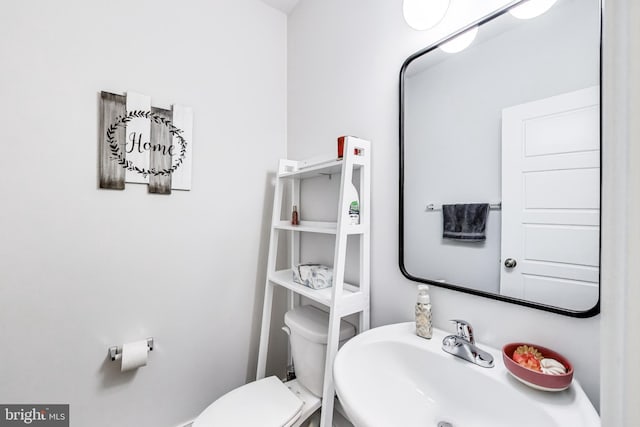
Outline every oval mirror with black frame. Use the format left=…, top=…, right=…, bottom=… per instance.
left=399, top=0, right=601, bottom=317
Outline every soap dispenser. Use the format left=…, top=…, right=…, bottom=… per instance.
left=415, top=285, right=433, bottom=339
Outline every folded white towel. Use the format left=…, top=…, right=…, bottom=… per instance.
left=292, top=264, right=333, bottom=289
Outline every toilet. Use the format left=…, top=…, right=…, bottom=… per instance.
left=193, top=305, right=356, bottom=427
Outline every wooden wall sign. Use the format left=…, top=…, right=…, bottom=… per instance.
left=99, top=91, right=193, bottom=194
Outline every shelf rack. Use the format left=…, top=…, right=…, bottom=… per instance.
left=256, top=137, right=371, bottom=427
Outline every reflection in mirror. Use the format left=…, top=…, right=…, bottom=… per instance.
left=400, top=0, right=601, bottom=316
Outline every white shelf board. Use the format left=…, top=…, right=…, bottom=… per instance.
left=279, top=159, right=361, bottom=180
left=269, top=269, right=360, bottom=306
left=274, top=220, right=337, bottom=234
left=273, top=221, right=365, bottom=235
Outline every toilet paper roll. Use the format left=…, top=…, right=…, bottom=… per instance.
left=120, top=340, right=149, bottom=372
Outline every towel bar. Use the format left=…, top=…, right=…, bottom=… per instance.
left=425, top=202, right=501, bottom=212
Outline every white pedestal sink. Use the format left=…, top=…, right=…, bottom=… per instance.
left=333, top=322, right=599, bottom=427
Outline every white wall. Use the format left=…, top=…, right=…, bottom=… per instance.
left=600, top=1, right=640, bottom=425
left=0, top=1, right=287, bottom=426
left=288, top=0, right=600, bottom=409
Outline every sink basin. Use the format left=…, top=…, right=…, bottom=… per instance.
left=333, top=323, right=599, bottom=427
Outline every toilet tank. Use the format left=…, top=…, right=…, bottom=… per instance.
left=284, top=305, right=356, bottom=397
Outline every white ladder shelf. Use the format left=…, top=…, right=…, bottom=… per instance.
left=256, top=137, right=371, bottom=427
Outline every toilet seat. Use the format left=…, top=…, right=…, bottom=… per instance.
left=193, top=376, right=303, bottom=427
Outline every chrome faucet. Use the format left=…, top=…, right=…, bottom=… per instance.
left=442, top=320, right=494, bottom=368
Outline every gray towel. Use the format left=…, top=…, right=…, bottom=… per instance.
left=442, top=203, right=490, bottom=242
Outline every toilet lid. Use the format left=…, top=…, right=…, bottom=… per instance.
left=193, top=376, right=303, bottom=427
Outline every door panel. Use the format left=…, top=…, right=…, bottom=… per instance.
left=524, top=169, right=600, bottom=209
left=523, top=105, right=599, bottom=156
left=522, top=275, right=599, bottom=311
left=523, top=225, right=600, bottom=266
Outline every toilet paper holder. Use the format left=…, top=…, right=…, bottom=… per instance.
left=109, top=338, right=154, bottom=361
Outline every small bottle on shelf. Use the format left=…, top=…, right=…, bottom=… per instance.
left=291, top=205, right=299, bottom=225
left=346, top=183, right=360, bottom=225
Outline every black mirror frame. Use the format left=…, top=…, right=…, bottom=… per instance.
left=398, top=0, right=602, bottom=318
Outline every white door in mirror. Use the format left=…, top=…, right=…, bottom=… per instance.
left=500, top=86, right=600, bottom=310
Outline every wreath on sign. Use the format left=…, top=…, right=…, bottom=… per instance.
left=106, top=110, right=188, bottom=177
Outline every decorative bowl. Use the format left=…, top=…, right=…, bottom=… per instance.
left=502, top=343, right=573, bottom=391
